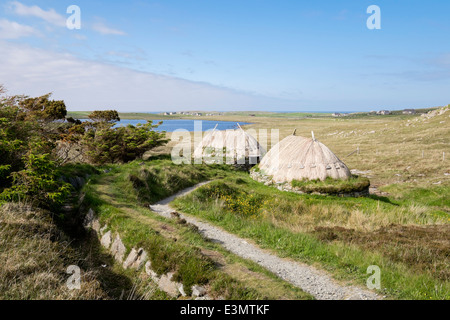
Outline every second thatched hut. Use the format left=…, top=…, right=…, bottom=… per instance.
left=193, top=124, right=266, bottom=165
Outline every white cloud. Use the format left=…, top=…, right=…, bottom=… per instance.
left=9, top=1, right=66, bottom=27
left=9, top=2, right=126, bottom=37
left=92, top=22, right=126, bottom=36
left=0, top=19, right=40, bottom=39
left=0, top=41, right=296, bottom=111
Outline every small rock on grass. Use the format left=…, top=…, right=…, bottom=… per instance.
left=100, top=230, right=112, bottom=249
left=123, top=248, right=139, bottom=269
left=158, top=272, right=180, bottom=298
left=177, top=283, right=187, bottom=297
left=111, top=235, right=126, bottom=262
left=191, top=285, right=207, bottom=297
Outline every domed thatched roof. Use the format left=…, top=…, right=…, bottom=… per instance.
left=257, top=132, right=351, bottom=182
left=193, top=124, right=265, bottom=164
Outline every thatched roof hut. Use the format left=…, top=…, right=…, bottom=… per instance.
left=193, top=124, right=265, bottom=164
left=257, top=131, right=351, bottom=182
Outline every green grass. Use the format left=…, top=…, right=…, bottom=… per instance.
left=172, top=174, right=449, bottom=300
left=81, top=159, right=313, bottom=299
left=0, top=202, right=169, bottom=300
left=67, top=158, right=449, bottom=300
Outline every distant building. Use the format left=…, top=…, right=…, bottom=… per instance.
left=332, top=113, right=342, bottom=117
left=377, top=110, right=391, bottom=115
left=402, top=109, right=416, bottom=115
left=163, top=112, right=169, bottom=116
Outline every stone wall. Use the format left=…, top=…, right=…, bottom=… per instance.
left=83, top=208, right=212, bottom=300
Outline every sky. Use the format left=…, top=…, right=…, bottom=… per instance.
left=0, top=0, right=449, bottom=112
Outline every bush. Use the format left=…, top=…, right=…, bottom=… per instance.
left=198, top=183, right=263, bottom=217
left=0, top=148, right=72, bottom=208
left=1, top=89, right=72, bottom=208
left=83, top=121, right=167, bottom=164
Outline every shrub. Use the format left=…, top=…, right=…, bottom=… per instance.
left=198, top=183, right=262, bottom=217
left=0, top=148, right=72, bottom=208
left=1, top=89, right=72, bottom=208
left=83, top=120, right=167, bottom=164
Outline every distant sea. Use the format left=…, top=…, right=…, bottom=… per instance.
left=141, top=111, right=355, bottom=114
left=113, top=119, right=250, bottom=132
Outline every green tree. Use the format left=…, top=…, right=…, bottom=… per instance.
left=19, top=94, right=67, bottom=121
left=88, top=110, right=120, bottom=123
left=82, top=114, right=167, bottom=164
left=0, top=86, right=72, bottom=208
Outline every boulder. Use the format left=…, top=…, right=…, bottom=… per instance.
left=123, top=248, right=139, bottom=269
left=177, top=283, right=187, bottom=297
left=130, top=248, right=147, bottom=269
left=191, top=285, right=207, bottom=297
left=110, top=235, right=126, bottom=262
left=100, top=231, right=112, bottom=249
left=123, top=248, right=148, bottom=269
left=158, top=272, right=180, bottom=298
left=92, top=219, right=101, bottom=233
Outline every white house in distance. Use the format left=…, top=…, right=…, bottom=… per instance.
left=332, top=113, right=349, bottom=117
left=402, top=109, right=416, bottom=115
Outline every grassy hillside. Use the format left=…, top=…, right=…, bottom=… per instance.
left=0, top=202, right=168, bottom=300
left=4, top=106, right=448, bottom=300
left=80, top=158, right=312, bottom=300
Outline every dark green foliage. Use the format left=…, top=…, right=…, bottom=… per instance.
left=88, top=110, right=120, bottom=123
left=18, top=94, right=67, bottom=121
left=0, top=91, right=63, bottom=198
left=0, top=88, right=79, bottom=208
left=66, top=117, right=82, bottom=125
left=0, top=147, right=72, bottom=208
left=83, top=120, right=167, bottom=164
left=1, top=85, right=168, bottom=209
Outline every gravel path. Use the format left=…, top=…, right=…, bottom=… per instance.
left=150, top=182, right=381, bottom=300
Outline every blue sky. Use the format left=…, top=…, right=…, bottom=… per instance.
left=0, top=0, right=449, bottom=112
